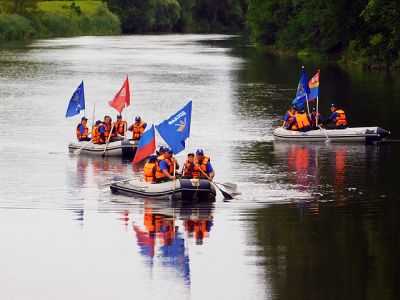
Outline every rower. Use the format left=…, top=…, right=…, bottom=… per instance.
left=283, top=105, right=297, bottom=129
left=192, top=149, right=215, bottom=181
left=128, top=116, right=147, bottom=140
left=321, top=103, right=348, bottom=129
left=309, top=108, right=324, bottom=129
left=143, top=154, right=158, bottom=183
left=113, top=114, right=127, bottom=139
left=155, top=147, right=177, bottom=183
left=76, top=116, right=90, bottom=141
left=103, top=115, right=115, bottom=142
left=290, top=109, right=313, bottom=132
left=91, top=120, right=103, bottom=144
left=182, top=153, right=195, bottom=179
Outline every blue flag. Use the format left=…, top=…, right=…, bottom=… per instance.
left=292, top=68, right=310, bottom=110
left=156, top=101, right=192, bottom=154
left=65, top=81, right=85, bottom=118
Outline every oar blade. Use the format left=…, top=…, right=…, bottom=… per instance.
left=221, top=189, right=234, bottom=200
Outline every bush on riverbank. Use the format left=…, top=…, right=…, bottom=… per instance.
left=0, top=1, right=120, bottom=41
left=0, top=13, right=35, bottom=40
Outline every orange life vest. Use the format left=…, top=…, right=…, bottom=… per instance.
left=144, top=161, right=156, bottom=183
left=91, top=125, right=100, bottom=144
left=192, top=155, right=210, bottom=178
left=103, top=123, right=111, bottom=139
left=92, top=123, right=106, bottom=144
left=155, top=155, right=176, bottom=179
left=114, top=120, right=127, bottom=136
left=333, top=109, right=348, bottom=126
left=76, top=122, right=89, bottom=139
left=294, top=113, right=311, bottom=130
left=183, top=159, right=193, bottom=176
left=132, top=122, right=145, bottom=140
left=285, top=110, right=295, bottom=127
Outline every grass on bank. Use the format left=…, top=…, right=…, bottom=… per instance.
left=0, top=1, right=120, bottom=41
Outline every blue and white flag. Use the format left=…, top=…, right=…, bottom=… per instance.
left=156, top=101, right=192, bottom=154
left=292, top=68, right=310, bottom=110
left=65, top=81, right=85, bottom=118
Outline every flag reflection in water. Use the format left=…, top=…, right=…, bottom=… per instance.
left=130, top=200, right=214, bottom=283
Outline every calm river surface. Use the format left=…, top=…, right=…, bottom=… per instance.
left=1, top=35, right=399, bottom=300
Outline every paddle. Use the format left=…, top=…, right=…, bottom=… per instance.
left=196, top=165, right=234, bottom=200
left=98, top=176, right=135, bottom=188
left=319, top=126, right=330, bottom=143
left=213, top=181, right=238, bottom=193
left=102, top=123, right=115, bottom=158
left=73, top=140, right=92, bottom=156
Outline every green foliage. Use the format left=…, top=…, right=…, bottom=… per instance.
left=246, top=0, right=400, bottom=69
left=105, top=0, right=245, bottom=33
left=0, top=0, right=39, bottom=15
left=0, top=13, right=35, bottom=40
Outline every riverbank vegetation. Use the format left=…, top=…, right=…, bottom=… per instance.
left=0, top=1, right=120, bottom=41
left=246, top=0, right=400, bottom=70
left=1, top=0, right=399, bottom=69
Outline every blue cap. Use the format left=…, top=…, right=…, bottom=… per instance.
left=159, top=146, right=165, bottom=153
left=290, top=105, right=297, bottom=109
left=95, top=120, right=101, bottom=125
left=135, top=116, right=141, bottom=122
left=196, top=149, right=204, bottom=155
left=81, top=116, right=88, bottom=121
left=164, top=147, right=173, bottom=153
left=149, top=154, right=157, bottom=162
left=312, top=107, right=316, bottom=111
left=117, top=114, right=122, bottom=119
left=331, top=103, right=337, bottom=107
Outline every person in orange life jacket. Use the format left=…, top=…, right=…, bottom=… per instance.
left=113, top=114, right=127, bottom=139
left=143, top=154, right=158, bottom=183
left=91, top=120, right=103, bottom=144
left=289, top=109, right=313, bottom=132
left=283, top=105, right=297, bottom=129
left=128, top=116, right=147, bottom=140
left=103, top=115, right=116, bottom=142
left=321, top=103, right=348, bottom=129
left=76, top=116, right=91, bottom=141
left=181, top=153, right=195, bottom=179
left=193, top=149, right=215, bottom=181
left=309, top=108, right=324, bottom=129
left=155, top=148, right=178, bottom=183
left=156, top=146, right=166, bottom=156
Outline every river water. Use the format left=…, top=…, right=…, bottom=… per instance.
left=0, top=35, right=399, bottom=300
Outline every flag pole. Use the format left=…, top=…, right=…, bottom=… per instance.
left=316, top=96, right=319, bottom=127
left=92, top=103, right=96, bottom=128
left=306, top=93, right=310, bottom=115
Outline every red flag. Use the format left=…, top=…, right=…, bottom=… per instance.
left=108, top=76, right=130, bottom=113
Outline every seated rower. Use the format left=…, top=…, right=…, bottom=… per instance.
left=182, top=153, right=195, bottom=179
left=290, top=109, right=313, bottom=132
left=143, top=154, right=158, bottom=183
left=283, top=105, right=297, bottom=129
left=192, top=149, right=215, bottom=181
left=321, top=103, right=348, bottom=129
left=91, top=120, right=105, bottom=144
left=113, top=114, right=127, bottom=140
left=103, top=115, right=115, bottom=142
left=128, top=116, right=147, bottom=140
left=309, top=108, right=324, bottom=129
left=155, top=148, right=178, bottom=183
left=76, top=116, right=91, bottom=141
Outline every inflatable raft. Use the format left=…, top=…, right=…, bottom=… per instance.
left=68, top=140, right=138, bottom=158
left=273, top=127, right=390, bottom=142
left=109, top=175, right=216, bottom=201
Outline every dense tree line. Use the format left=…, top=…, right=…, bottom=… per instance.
left=246, top=0, right=400, bottom=69
left=105, top=0, right=246, bottom=33
left=1, top=0, right=399, bottom=68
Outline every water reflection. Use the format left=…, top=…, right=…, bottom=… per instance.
left=127, top=200, right=215, bottom=285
